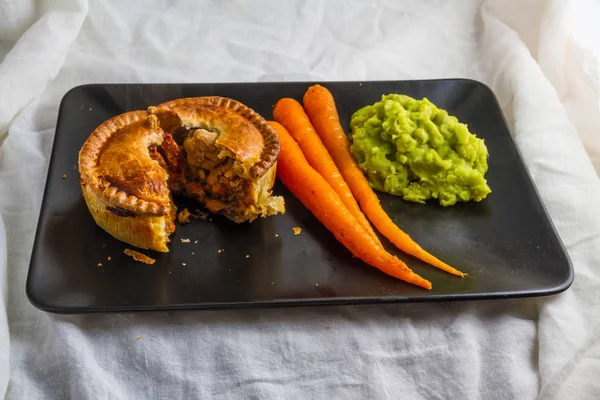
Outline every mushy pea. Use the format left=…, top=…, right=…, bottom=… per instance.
left=349, top=94, right=491, bottom=206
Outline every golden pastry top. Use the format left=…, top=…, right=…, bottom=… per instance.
left=149, top=96, right=279, bottom=178
left=78, top=111, right=170, bottom=216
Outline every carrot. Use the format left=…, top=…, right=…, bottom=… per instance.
left=303, top=84, right=466, bottom=278
left=272, top=98, right=381, bottom=245
left=269, top=121, right=431, bottom=290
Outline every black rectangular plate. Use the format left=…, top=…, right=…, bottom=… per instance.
left=26, top=80, right=573, bottom=313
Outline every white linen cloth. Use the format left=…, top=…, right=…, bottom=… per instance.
left=1, top=0, right=599, bottom=398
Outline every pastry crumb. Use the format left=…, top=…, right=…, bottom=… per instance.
left=124, top=249, right=155, bottom=264
left=275, top=234, right=279, bottom=238
left=62, top=174, right=67, bottom=179
left=293, top=226, right=302, bottom=235
left=178, top=208, right=191, bottom=224
left=192, top=252, right=195, bottom=255
left=194, top=209, right=209, bottom=220
left=245, top=254, right=250, bottom=258
left=181, top=238, right=191, bottom=243
left=107, top=256, right=111, bottom=261
left=182, top=262, right=186, bottom=266
left=73, top=164, right=77, bottom=170
left=325, top=325, right=332, bottom=329
left=194, top=240, right=198, bottom=244
left=137, top=336, right=142, bottom=341
left=97, top=263, right=102, bottom=267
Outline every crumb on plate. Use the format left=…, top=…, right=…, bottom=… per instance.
left=137, top=336, right=142, bottom=341
left=275, top=234, right=279, bottom=238
left=124, top=249, right=155, bottom=264
left=62, top=174, right=67, bottom=179
left=293, top=226, right=302, bottom=235
left=181, top=238, right=191, bottom=243
left=194, top=209, right=209, bottom=220
left=107, top=256, right=111, bottom=261
left=97, top=263, right=102, bottom=267
left=178, top=208, right=191, bottom=224
left=245, top=254, right=250, bottom=258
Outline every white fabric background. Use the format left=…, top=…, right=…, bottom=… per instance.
left=1, top=0, right=599, bottom=398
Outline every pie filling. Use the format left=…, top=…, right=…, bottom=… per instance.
left=147, top=118, right=283, bottom=223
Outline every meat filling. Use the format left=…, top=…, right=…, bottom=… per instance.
left=149, top=133, right=185, bottom=193
left=147, top=114, right=283, bottom=223
left=183, top=160, right=249, bottom=214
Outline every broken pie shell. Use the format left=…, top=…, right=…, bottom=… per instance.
left=78, top=110, right=175, bottom=252
left=148, top=96, right=280, bottom=179
left=78, top=97, right=284, bottom=252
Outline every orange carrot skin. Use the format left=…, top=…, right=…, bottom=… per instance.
left=303, top=84, right=466, bottom=278
left=270, top=121, right=431, bottom=290
left=272, top=98, right=380, bottom=245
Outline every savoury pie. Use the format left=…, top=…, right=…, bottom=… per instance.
left=78, top=97, right=285, bottom=252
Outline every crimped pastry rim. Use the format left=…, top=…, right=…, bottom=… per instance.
left=78, top=110, right=170, bottom=216
left=149, top=96, right=280, bottom=179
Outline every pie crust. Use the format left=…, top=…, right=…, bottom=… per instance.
left=78, top=97, right=284, bottom=252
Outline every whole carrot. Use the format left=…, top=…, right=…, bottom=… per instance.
left=270, top=121, right=431, bottom=290
left=273, top=98, right=381, bottom=245
left=303, top=84, right=466, bottom=278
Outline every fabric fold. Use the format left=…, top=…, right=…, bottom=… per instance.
left=480, top=1, right=600, bottom=398
left=0, top=0, right=89, bottom=144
